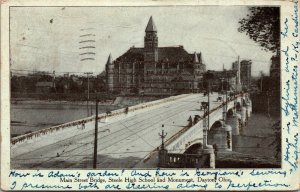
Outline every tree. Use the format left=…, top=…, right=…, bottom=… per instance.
left=238, top=7, right=280, bottom=53
left=269, top=120, right=281, bottom=160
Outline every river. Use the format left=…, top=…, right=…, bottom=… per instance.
left=11, top=103, right=121, bottom=137
left=232, top=113, right=280, bottom=159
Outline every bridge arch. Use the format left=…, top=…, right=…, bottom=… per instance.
left=236, top=101, right=241, bottom=111
left=227, top=108, right=234, bottom=118
left=210, top=120, right=223, bottom=130
left=184, top=142, right=203, bottom=154
left=182, top=142, right=212, bottom=168
left=226, top=108, right=242, bottom=136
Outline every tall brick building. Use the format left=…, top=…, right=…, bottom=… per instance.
left=106, top=16, right=206, bottom=95
left=232, top=59, right=251, bottom=91
left=269, top=54, right=280, bottom=79
left=240, top=60, right=252, bottom=90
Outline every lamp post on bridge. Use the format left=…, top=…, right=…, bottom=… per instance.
left=204, top=71, right=214, bottom=129
left=220, top=77, right=224, bottom=94
left=93, top=95, right=99, bottom=169
left=234, top=72, right=238, bottom=113
left=201, top=102, right=209, bottom=147
left=159, top=124, right=167, bottom=150
left=158, top=124, right=168, bottom=167
left=224, top=73, right=229, bottom=120
left=200, top=91, right=215, bottom=168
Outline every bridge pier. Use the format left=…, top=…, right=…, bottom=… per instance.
left=201, top=120, right=215, bottom=168
left=226, top=112, right=241, bottom=136
left=208, top=121, right=232, bottom=152
left=238, top=106, right=247, bottom=127
left=158, top=114, right=216, bottom=168
left=246, top=100, right=252, bottom=118
left=238, top=93, right=252, bottom=127
left=158, top=149, right=168, bottom=167
left=200, top=146, right=215, bottom=168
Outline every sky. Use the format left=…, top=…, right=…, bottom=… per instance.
left=10, top=6, right=276, bottom=76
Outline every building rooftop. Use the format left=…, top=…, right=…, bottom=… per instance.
left=115, top=46, right=204, bottom=64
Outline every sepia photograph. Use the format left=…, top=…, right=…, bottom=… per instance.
left=10, top=6, right=281, bottom=169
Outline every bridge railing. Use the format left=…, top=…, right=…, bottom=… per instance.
left=146, top=93, right=248, bottom=166
left=11, top=94, right=189, bottom=146
left=143, top=94, right=244, bottom=163
left=163, top=94, right=242, bottom=150
left=166, top=153, right=210, bottom=168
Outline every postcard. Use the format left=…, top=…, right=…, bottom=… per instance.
left=1, top=0, right=299, bottom=191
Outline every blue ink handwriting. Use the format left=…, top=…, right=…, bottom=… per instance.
left=195, top=169, right=243, bottom=178
left=131, top=170, right=152, bottom=178
left=249, top=169, right=287, bottom=177
left=284, top=133, right=299, bottom=172
left=48, top=171, right=79, bottom=178
left=281, top=46, right=290, bottom=72
left=227, top=180, right=290, bottom=190
left=281, top=18, right=289, bottom=38
left=86, top=170, right=119, bottom=178
left=177, top=182, right=208, bottom=190
left=105, top=184, right=121, bottom=190
left=79, top=182, right=99, bottom=190
left=21, top=182, right=72, bottom=190
left=292, top=0, right=299, bottom=37
left=126, top=182, right=169, bottom=190
left=9, top=171, right=30, bottom=178
left=155, top=168, right=176, bottom=177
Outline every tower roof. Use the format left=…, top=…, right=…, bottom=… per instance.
left=145, top=16, right=157, bottom=32
left=106, top=53, right=113, bottom=65
left=193, top=52, right=199, bottom=63
left=198, top=52, right=203, bottom=63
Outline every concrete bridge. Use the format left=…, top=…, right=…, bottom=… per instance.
left=11, top=93, right=252, bottom=169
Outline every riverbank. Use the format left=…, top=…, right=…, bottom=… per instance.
left=11, top=98, right=114, bottom=106
left=11, top=96, right=162, bottom=106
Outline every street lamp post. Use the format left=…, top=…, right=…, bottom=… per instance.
left=158, top=124, right=168, bottom=167
left=225, top=72, right=229, bottom=112
left=221, top=78, right=224, bottom=93
left=201, top=102, right=209, bottom=147
left=159, top=124, right=167, bottom=150
left=204, top=72, right=214, bottom=130
left=93, top=97, right=99, bottom=169
left=207, top=80, right=211, bottom=129
left=234, top=73, right=238, bottom=113
left=220, top=77, right=225, bottom=107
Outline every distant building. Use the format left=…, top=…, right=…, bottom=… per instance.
left=270, top=55, right=280, bottom=79
left=204, top=70, right=237, bottom=92
left=56, top=78, right=71, bottom=93
left=96, top=71, right=107, bottom=92
left=232, top=59, right=252, bottom=91
left=35, top=82, right=53, bottom=93
left=269, top=54, right=280, bottom=93
left=106, top=16, right=206, bottom=95
left=240, top=60, right=252, bottom=91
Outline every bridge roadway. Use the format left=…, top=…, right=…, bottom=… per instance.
left=11, top=93, right=221, bottom=169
